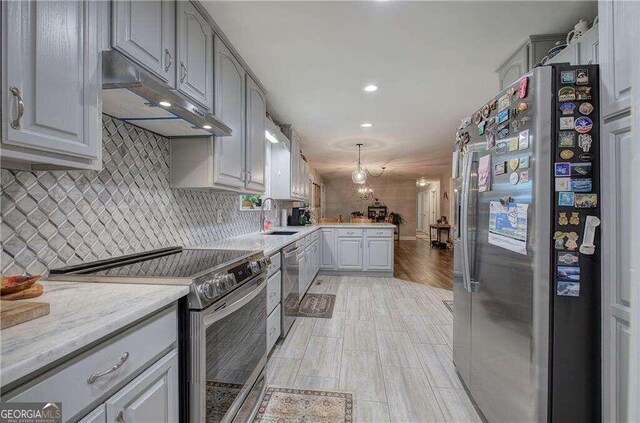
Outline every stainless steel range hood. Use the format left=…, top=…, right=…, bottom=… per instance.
left=102, top=50, right=232, bottom=138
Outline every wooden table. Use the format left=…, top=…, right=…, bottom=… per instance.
left=429, top=224, right=451, bottom=248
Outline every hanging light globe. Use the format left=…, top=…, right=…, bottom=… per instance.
left=352, top=167, right=367, bottom=184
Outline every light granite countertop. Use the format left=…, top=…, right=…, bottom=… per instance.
left=194, top=223, right=396, bottom=256
left=0, top=281, right=188, bottom=389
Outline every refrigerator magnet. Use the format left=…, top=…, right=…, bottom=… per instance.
left=520, top=170, right=530, bottom=183
left=494, top=162, right=506, bottom=175
left=560, top=70, right=576, bottom=84
left=578, top=134, right=593, bottom=152
left=553, top=231, right=566, bottom=249
left=559, top=117, right=575, bottom=130
left=477, top=120, right=487, bottom=135
left=575, top=116, right=593, bottom=133
left=570, top=163, right=592, bottom=177
left=482, top=104, right=491, bottom=119
left=558, top=212, right=569, bottom=225
left=485, top=129, right=496, bottom=149
left=558, top=251, right=579, bottom=266
left=497, top=107, right=509, bottom=124
left=576, top=86, right=592, bottom=100
left=574, top=193, right=597, bottom=208
left=509, top=172, right=519, bottom=185
left=570, top=212, right=581, bottom=225
left=498, top=94, right=509, bottom=110
left=579, top=153, right=594, bottom=162
left=576, top=69, right=589, bottom=85
left=558, top=131, right=576, bottom=147
left=557, top=281, right=580, bottom=297
left=518, top=129, right=530, bottom=150
left=555, top=178, right=571, bottom=192
left=558, top=86, right=576, bottom=101
left=518, top=76, right=528, bottom=99
left=571, top=178, right=593, bottom=192
left=516, top=102, right=528, bottom=114
left=560, top=102, right=576, bottom=115
left=519, top=156, right=530, bottom=168
left=508, top=137, right=519, bottom=152
left=565, top=232, right=579, bottom=251
left=509, top=158, right=520, bottom=171
left=490, top=99, right=497, bottom=110
left=557, top=265, right=580, bottom=282
left=579, top=102, right=594, bottom=115
left=555, top=162, right=571, bottom=177
left=478, top=154, right=491, bottom=193
left=496, top=142, right=507, bottom=155
left=558, top=192, right=575, bottom=207
left=560, top=149, right=575, bottom=160
left=474, top=111, right=483, bottom=125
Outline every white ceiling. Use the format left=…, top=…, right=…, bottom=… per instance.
left=202, top=1, right=597, bottom=180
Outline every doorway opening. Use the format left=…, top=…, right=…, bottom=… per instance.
left=416, top=180, right=441, bottom=235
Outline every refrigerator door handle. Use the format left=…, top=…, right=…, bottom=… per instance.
left=460, top=151, right=471, bottom=293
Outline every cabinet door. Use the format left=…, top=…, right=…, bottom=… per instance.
left=497, top=44, right=528, bottom=90
left=106, top=349, right=179, bottom=423
left=2, top=1, right=100, bottom=166
left=78, top=405, right=106, bottom=423
left=112, top=0, right=175, bottom=86
left=290, top=135, right=300, bottom=197
left=298, top=252, right=307, bottom=299
left=337, top=238, right=363, bottom=270
left=599, top=0, right=633, bottom=118
left=366, top=238, right=393, bottom=271
left=578, top=24, right=599, bottom=65
left=245, top=75, right=267, bottom=192
left=176, top=1, right=213, bottom=110
left=213, top=37, right=246, bottom=189
left=320, top=229, right=337, bottom=269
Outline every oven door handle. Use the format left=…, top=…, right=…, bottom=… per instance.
left=202, top=278, right=266, bottom=327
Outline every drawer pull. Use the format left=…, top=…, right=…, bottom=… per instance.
left=87, top=352, right=129, bottom=384
left=269, top=327, right=277, bottom=335
left=347, top=232, right=354, bottom=235
left=180, top=62, right=188, bottom=83
left=269, top=292, right=277, bottom=299
left=376, top=231, right=383, bottom=235
left=164, top=48, right=172, bottom=72
left=116, top=411, right=125, bottom=423
left=10, top=87, right=24, bottom=130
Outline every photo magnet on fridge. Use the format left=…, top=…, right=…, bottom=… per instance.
left=494, top=161, right=506, bottom=175
left=557, top=266, right=580, bottom=282
left=559, top=117, right=575, bottom=130
left=576, top=69, right=589, bottom=85
left=497, top=107, right=509, bottom=124
left=557, top=251, right=579, bottom=266
left=571, top=178, right=593, bottom=192
left=570, top=163, right=592, bottom=177
left=574, top=193, right=597, bottom=208
left=560, top=70, right=576, bottom=84
left=555, top=177, right=571, bottom=192
left=519, top=156, right=530, bottom=169
left=576, top=86, right=592, bottom=100
left=558, top=131, right=576, bottom=147
left=557, top=281, right=580, bottom=297
left=558, top=192, right=575, bottom=207
left=555, top=162, right=571, bottom=177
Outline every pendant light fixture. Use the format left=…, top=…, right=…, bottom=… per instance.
left=352, top=143, right=367, bottom=184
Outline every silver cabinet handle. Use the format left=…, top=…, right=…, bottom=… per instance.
left=87, top=352, right=129, bottom=384
left=164, top=48, right=172, bottom=72
left=269, top=327, right=277, bottom=335
left=248, top=172, right=252, bottom=183
left=180, top=62, right=187, bottom=83
left=269, top=292, right=277, bottom=299
left=360, top=241, right=363, bottom=248
left=9, top=87, right=24, bottom=129
left=116, top=411, right=125, bottom=423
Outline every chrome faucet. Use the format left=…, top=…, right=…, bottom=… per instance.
left=260, top=197, right=277, bottom=232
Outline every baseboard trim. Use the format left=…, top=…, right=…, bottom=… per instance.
left=318, top=270, right=394, bottom=278
left=400, top=236, right=417, bottom=240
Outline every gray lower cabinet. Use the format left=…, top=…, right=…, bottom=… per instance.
left=213, top=36, right=246, bottom=189
left=112, top=0, right=176, bottom=86
left=105, top=349, right=179, bottom=423
left=176, top=0, right=213, bottom=111
left=365, top=238, right=393, bottom=271
left=337, top=238, right=363, bottom=270
left=78, top=405, right=106, bottom=423
left=245, top=75, right=267, bottom=192
left=1, top=0, right=102, bottom=170
left=320, top=228, right=337, bottom=270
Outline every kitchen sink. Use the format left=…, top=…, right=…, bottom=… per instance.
left=263, top=231, right=298, bottom=236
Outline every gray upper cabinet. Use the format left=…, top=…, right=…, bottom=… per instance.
left=547, top=24, right=599, bottom=67
left=245, top=75, right=267, bottom=192
left=1, top=0, right=101, bottom=170
left=213, top=36, right=246, bottom=189
left=496, top=34, right=565, bottom=90
left=112, top=0, right=176, bottom=87
left=177, top=1, right=213, bottom=111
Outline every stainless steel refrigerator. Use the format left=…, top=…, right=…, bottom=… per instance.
left=453, top=64, right=601, bottom=422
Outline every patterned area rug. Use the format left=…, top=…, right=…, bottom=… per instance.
left=298, top=293, right=336, bottom=319
left=206, top=380, right=243, bottom=423
left=254, top=387, right=353, bottom=422
left=443, top=300, right=454, bottom=313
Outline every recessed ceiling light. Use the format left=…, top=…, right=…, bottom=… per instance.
left=202, top=125, right=212, bottom=130
left=363, top=85, right=378, bottom=92
left=159, top=101, right=171, bottom=107
left=361, top=123, right=373, bottom=128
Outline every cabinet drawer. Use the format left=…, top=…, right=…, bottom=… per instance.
left=267, top=304, right=282, bottom=353
left=310, top=230, right=320, bottom=242
left=338, top=228, right=363, bottom=237
left=267, top=271, right=282, bottom=315
left=366, top=228, right=394, bottom=238
left=7, top=306, right=177, bottom=422
left=268, top=252, right=281, bottom=277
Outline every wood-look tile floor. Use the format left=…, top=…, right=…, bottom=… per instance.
left=267, top=276, right=480, bottom=423
left=394, top=239, right=453, bottom=290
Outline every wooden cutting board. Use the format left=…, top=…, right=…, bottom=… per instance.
left=0, top=300, right=50, bottom=330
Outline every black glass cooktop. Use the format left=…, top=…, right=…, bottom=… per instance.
left=49, top=247, right=258, bottom=279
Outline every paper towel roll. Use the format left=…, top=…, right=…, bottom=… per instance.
left=281, top=209, right=288, bottom=227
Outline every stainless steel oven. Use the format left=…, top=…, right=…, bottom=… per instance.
left=190, top=271, right=267, bottom=423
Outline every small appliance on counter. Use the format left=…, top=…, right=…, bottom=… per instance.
left=288, top=207, right=310, bottom=226
left=281, top=209, right=289, bottom=227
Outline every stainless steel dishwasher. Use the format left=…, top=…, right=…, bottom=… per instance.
left=281, top=241, right=300, bottom=336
